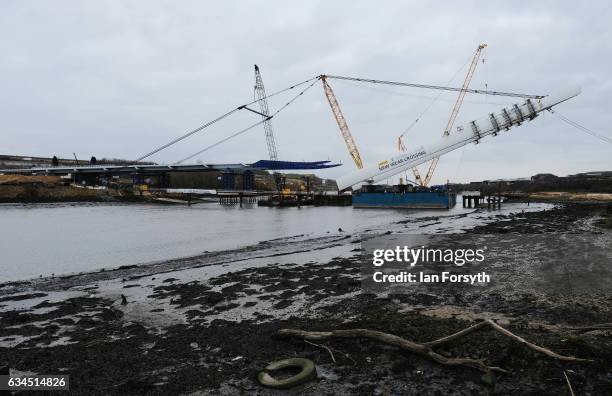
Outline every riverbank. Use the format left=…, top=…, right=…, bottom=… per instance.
left=1, top=202, right=611, bottom=395
left=0, top=174, right=142, bottom=203
left=506, top=191, right=612, bottom=203
left=0, top=184, right=147, bottom=203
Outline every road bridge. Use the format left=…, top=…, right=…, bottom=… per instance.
left=0, top=159, right=341, bottom=190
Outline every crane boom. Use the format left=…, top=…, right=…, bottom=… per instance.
left=397, top=44, right=487, bottom=186
left=320, top=75, right=364, bottom=169
left=422, top=44, right=487, bottom=186
left=336, top=86, right=581, bottom=190
left=254, top=64, right=279, bottom=161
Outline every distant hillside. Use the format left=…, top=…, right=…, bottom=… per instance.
left=451, top=171, right=612, bottom=193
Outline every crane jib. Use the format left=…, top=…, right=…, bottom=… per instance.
left=336, top=86, right=582, bottom=191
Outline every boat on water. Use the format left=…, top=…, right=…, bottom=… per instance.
left=352, top=184, right=456, bottom=209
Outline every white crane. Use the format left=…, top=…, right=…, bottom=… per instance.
left=336, top=86, right=581, bottom=191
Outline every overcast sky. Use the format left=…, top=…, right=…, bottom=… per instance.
left=1, top=1, right=610, bottom=184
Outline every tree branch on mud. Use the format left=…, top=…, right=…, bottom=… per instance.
left=278, top=319, right=593, bottom=374
left=304, top=340, right=336, bottom=363
left=563, top=323, right=612, bottom=332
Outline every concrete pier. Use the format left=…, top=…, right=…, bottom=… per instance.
left=462, top=194, right=503, bottom=209
left=218, top=192, right=258, bottom=206
left=462, top=195, right=484, bottom=208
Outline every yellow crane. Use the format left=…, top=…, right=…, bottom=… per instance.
left=320, top=75, right=364, bottom=169
left=399, top=43, right=487, bottom=186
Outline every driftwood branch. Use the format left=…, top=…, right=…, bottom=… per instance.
left=279, top=328, right=507, bottom=373
left=563, top=323, right=612, bottom=332
left=427, top=319, right=591, bottom=362
left=425, top=320, right=489, bottom=348
left=564, top=370, right=575, bottom=396
left=278, top=319, right=592, bottom=374
left=304, top=340, right=336, bottom=363
left=482, top=319, right=591, bottom=362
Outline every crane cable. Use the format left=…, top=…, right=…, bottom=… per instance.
left=133, top=108, right=240, bottom=164
left=329, top=78, right=513, bottom=107
left=452, top=49, right=486, bottom=183
left=175, top=77, right=321, bottom=164
left=548, top=109, right=612, bottom=144
left=323, top=75, right=543, bottom=99
left=175, top=120, right=267, bottom=164
left=132, top=75, right=320, bottom=163
left=398, top=53, right=475, bottom=142
left=134, top=73, right=543, bottom=164
left=398, top=53, right=475, bottom=185
left=483, top=46, right=488, bottom=103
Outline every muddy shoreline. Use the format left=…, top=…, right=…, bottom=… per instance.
left=1, top=202, right=611, bottom=395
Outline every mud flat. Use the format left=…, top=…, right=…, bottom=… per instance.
left=1, top=203, right=611, bottom=395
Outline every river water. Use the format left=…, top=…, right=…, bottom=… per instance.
left=0, top=200, right=547, bottom=282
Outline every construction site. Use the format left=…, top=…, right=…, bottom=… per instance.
left=1, top=1, right=612, bottom=394
left=1, top=44, right=600, bottom=209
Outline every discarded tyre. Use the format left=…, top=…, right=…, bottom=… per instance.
left=257, top=358, right=317, bottom=389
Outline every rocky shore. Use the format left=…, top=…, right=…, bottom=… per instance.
left=1, top=202, right=611, bottom=395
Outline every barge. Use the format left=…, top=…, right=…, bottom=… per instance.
left=352, top=184, right=456, bottom=209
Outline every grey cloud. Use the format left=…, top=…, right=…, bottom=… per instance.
left=0, top=0, right=610, bottom=183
